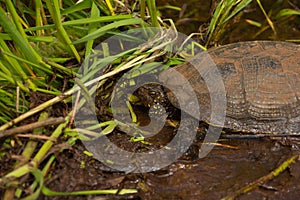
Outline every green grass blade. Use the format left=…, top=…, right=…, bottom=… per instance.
left=206, top=1, right=225, bottom=39
left=256, top=0, right=276, bottom=34
left=146, top=0, right=160, bottom=27
left=61, top=0, right=92, bottom=15
left=44, top=0, right=81, bottom=62
left=245, top=19, right=262, bottom=27
left=92, top=0, right=111, bottom=15
left=4, top=0, right=30, bottom=41
left=42, top=187, right=137, bottom=196
left=0, top=40, right=32, bottom=91
left=104, top=0, right=115, bottom=15
left=35, top=0, right=44, bottom=36
left=85, top=2, right=101, bottom=58
left=73, top=18, right=146, bottom=44
left=0, top=62, right=14, bottom=84
left=0, top=7, right=41, bottom=65
left=275, top=8, right=300, bottom=19
left=63, top=14, right=133, bottom=26
left=2, top=50, right=52, bottom=75
left=224, top=0, right=252, bottom=23
left=25, top=15, right=133, bottom=32
left=140, top=0, right=146, bottom=20
left=206, top=0, right=255, bottom=44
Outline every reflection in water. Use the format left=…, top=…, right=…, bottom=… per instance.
left=157, top=0, right=300, bottom=43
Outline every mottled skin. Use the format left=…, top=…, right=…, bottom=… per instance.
left=141, top=41, right=300, bottom=133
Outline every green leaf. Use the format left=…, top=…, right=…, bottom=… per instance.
left=44, top=0, right=81, bottom=62
left=25, top=15, right=133, bottom=32
left=275, top=8, right=300, bottom=19
left=61, top=0, right=92, bottom=15
left=224, top=0, right=252, bottom=23
left=101, top=120, right=118, bottom=135
left=21, top=168, right=44, bottom=200
left=0, top=7, right=41, bottom=64
left=85, top=2, right=101, bottom=58
left=73, top=18, right=147, bottom=44
left=245, top=19, right=261, bottom=27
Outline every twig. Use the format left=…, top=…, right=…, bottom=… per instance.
left=0, top=117, right=65, bottom=138
left=0, top=94, right=69, bottom=131
left=3, top=112, right=50, bottom=200
left=195, top=141, right=238, bottom=149
left=222, top=154, right=300, bottom=200
left=222, top=133, right=300, bottom=139
left=15, top=134, right=56, bottom=141
left=0, top=115, right=70, bottom=184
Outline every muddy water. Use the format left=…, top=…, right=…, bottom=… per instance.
left=139, top=139, right=300, bottom=199
left=157, top=0, right=300, bottom=43
left=129, top=107, right=299, bottom=199
left=44, top=134, right=299, bottom=199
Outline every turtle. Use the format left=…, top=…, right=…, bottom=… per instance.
left=137, top=41, right=300, bottom=134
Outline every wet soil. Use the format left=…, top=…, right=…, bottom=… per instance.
left=44, top=131, right=300, bottom=199
left=2, top=99, right=299, bottom=199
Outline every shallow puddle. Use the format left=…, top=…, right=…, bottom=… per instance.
left=43, top=106, right=300, bottom=199
left=139, top=139, right=299, bottom=199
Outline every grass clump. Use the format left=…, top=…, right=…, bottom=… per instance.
left=0, top=0, right=162, bottom=198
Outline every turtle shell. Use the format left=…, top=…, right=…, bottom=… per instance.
left=159, top=41, right=300, bottom=133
